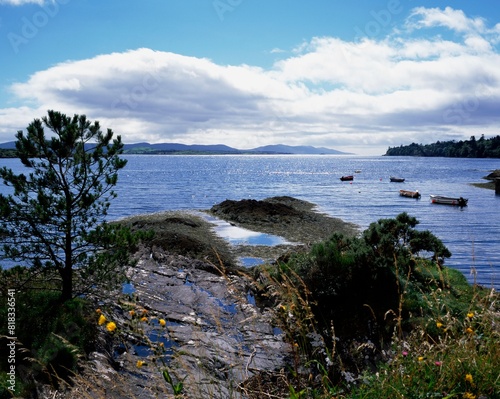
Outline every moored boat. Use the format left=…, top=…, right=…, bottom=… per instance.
left=340, top=175, right=354, bottom=181
left=430, top=195, right=468, bottom=207
left=400, top=189, right=420, bottom=198
left=390, top=176, right=405, bottom=182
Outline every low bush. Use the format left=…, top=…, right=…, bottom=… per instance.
left=255, top=213, right=499, bottom=397
left=0, top=286, right=97, bottom=398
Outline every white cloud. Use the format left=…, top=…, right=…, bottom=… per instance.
left=2, top=7, right=500, bottom=155
left=407, top=7, right=486, bottom=34
left=0, top=0, right=45, bottom=5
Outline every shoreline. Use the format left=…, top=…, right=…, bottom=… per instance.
left=119, top=196, right=360, bottom=269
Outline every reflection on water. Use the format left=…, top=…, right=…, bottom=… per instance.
left=197, top=212, right=291, bottom=268
left=198, top=212, right=291, bottom=246
left=239, top=257, right=266, bottom=267
left=122, top=282, right=136, bottom=294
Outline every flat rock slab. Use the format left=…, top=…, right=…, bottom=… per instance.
left=82, top=246, right=290, bottom=399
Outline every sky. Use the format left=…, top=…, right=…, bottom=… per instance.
left=1, top=1, right=500, bottom=155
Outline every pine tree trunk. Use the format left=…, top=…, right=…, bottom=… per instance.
left=60, top=260, right=73, bottom=302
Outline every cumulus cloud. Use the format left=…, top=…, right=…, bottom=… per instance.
left=2, top=7, right=500, bottom=154
left=407, top=7, right=487, bottom=34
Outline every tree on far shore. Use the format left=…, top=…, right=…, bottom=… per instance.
left=0, top=110, right=137, bottom=302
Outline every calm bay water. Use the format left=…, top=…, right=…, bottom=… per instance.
left=1, top=155, right=499, bottom=289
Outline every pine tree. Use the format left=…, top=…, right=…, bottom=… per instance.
left=0, top=110, right=136, bottom=302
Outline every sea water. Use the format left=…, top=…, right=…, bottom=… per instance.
left=1, top=155, right=499, bottom=289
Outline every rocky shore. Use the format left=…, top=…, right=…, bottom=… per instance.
left=471, top=169, right=500, bottom=190
left=58, top=196, right=358, bottom=398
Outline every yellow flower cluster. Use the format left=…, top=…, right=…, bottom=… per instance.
left=106, top=322, right=117, bottom=332
left=97, top=310, right=116, bottom=333
left=136, top=360, right=145, bottom=368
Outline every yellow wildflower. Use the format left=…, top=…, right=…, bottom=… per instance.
left=129, top=310, right=135, bottom=317
left=465, top=374, right=474, bottom=384
left=159, top=318, right=166, bottom=327
left=436, top=322, right=443, bottom=328
left=466, top=327, right=474, bottom=334
left=141, top=316, right=148, bottom=322
left=467, top=312, right=474, bottom=319
left=106, top=322, right=117, bottom=332
left=136, top=360, right=145, bottom=368
left=418, top=356, right=424, bottom=362
left=463, top=392, right=476, bottom=399
left=98, top=314, right=106, bottom=325
left=96, top=308, right=102, bottom=314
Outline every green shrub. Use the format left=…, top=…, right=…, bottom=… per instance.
left=257, top=213, right=495, bottom=395
left=0, top=287, right=97, bottom=396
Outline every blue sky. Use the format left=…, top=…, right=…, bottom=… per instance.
left=1, top=1, right=499, bottom=154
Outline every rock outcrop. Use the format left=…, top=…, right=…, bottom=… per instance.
left=74, top=246, right=291, bottom=398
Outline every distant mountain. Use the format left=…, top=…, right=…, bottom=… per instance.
left=123, top=142, right=349, bottom=155
left=248, top=144, right=350, bottom=155
left=0, top=141, right=16, bottom=149
left=123, top=142, right=240, bottom=154
left=0, top=141, right=350, bottom=155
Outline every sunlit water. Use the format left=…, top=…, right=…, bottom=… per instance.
left=1, top=155, right=499, bottom=289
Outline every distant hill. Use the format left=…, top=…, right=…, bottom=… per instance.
left=123, top=142, right=350, bottom=155
left=248, top=144, right=350, bottom=155
left=0, top=141, right=16, bottom=149
left=385, top=135, right=500, bottom=158
left=123, top=142, right=240, bottom=154
left=0, top=141, right=350, bottom=156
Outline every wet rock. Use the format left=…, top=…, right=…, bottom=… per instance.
left=210, top=196, right=358, bottom=244
left=80, top=246, right=291, bottom=398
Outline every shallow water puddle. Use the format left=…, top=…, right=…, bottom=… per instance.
left=198, top=212, right=290, bottom=246
left=196, top=212, right=292, bottom=266
left=239, top=257, right=266, bottom=267
left=122, top=282, right=136, bottom=294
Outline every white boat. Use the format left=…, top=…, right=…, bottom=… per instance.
left=430, top=195, right=468, bottom=207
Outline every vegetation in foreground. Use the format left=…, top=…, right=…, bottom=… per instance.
left=1, top=211, right=499, bottom=398
left=0, top=110, right=144, bottom=398
left=253, top=213, right=499, bottom=398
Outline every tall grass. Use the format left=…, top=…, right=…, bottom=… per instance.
left=2, top=212, right=498, bottom=399
left=255, top=247, right=499, bottom=399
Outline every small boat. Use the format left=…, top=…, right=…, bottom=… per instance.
left=390, top=177, right=405, bottom=182
left=400, top=189, right=421, bottom=198
left=430, top=195, right=468, bottom=207
left=340, top=175, right=354, bottom=181
left=354, top=170, right=362, bottom=173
